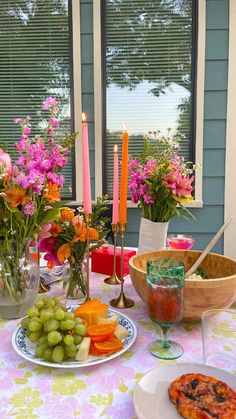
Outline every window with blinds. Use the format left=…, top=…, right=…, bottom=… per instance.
left=0, top=0, right=74, bottom=199
left=102, top=0, right=197, bottom=197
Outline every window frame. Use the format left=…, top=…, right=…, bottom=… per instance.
left=92, top=0, right=205, bottom=208
left=224, top=0, right=236, bottom=257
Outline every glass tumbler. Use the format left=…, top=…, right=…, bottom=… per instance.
left=202, top=309, right=236, bottom=371
left=147, top=258, right=185, bottom=359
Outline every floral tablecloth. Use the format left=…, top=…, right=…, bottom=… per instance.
left=0, top=272, right=230, bottom=419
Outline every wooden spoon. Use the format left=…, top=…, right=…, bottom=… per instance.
left=185, top=216, right=233, bottom=279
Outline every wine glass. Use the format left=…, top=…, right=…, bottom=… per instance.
left=147, top=258, right=185, bottom=359
left=167, top=234, right=195, bottom=250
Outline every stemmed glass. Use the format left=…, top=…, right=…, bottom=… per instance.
left=147, top=258, right=185, bottom=359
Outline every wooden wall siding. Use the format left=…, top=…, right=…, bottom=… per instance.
left=80, top=0, right=229, bottom=253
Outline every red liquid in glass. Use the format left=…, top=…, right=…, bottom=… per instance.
left=147, top=285, right=183, bottom=326
left=167, top=237, right=194, bottom=250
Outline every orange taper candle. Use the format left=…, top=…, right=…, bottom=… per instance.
left=119, top=128, right=129, bottom=224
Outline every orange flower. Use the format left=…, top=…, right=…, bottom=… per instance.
left=50, top=222, right=62, bottom=237
left=60, top=207, right=74, bottom=222
left=74, top=224, right=87, bottom=242
left=4, top=185, right=26, bottom=207
left=89, top=228, right=99, bottom=241
left=57, top=243, right=71, bottom=263
left=44, top=182, right=61, bottom=202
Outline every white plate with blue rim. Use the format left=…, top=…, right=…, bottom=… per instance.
left=12, top=306, right=137, bottom=368
left=133, top=362, right=236, bottom=419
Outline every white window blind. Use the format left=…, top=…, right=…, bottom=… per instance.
left=103, top=0, right=196, bottom=197
left=0, top=0, right=74, bottom=199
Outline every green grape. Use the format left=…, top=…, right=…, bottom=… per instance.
left=74, top=324, right=87, bottom=336
left=46, top=298, right=56, bottom=308
left=60, top=319, right=75, bottom=330
left=54, top=296, right=61, bottom=304
left=55, top=303, right=66, bottom=311
left=63, top=334, right=74, bottom=346
left=74, top=335, right=83, bottom=346
left=28, top=331, right=42, bottom=343
left=35, top=343, right=49, bottom=358
left=34, top=299, right=45, bottom=310
left=43, top=347, right=53, bottom=362
left=64, top=344, right=77, bottom=358
left=30, top=316, right=42, bottom=324
left=44, top=319, right=59, bottom=333
left=28, top=320, right=43, bottom=332
left=64, top=312, right=74, bottom=320
left=21, top=317, right=30, bottom=328
left=37, top=335, right=47, bottom=346
left=74, top=317, right=83, bottom=324
left=40, top=309, right=54, bottom=323
left=54, top=308, right=65, bottom=321
left=52, top=346, right=65, bottom=363
left=47, top=331, right=63, bottom=346
left=28, top=307, right=39, bottom=318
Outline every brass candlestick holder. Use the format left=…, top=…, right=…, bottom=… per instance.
left=110, top=222, right=135, bottom=309
left=104, top=223, right=121, bottom=285
left=85, top=213, right=92, bottom=301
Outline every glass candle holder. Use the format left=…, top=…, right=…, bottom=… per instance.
left=147, top=258, right=185, bottom=359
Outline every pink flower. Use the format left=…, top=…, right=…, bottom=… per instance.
left=175, top=175, right=194, bottom=197
left=49, top=117, right=59, bottom=127
left=14, top=117, right=22, bottom=124
left=48, top=127, right=54, bottom=135
left=38, top=223, right=52, bottom=239
left=23, top=126, right=31, bottom=135
left=164, top=172, right=178, bottom=194
left=0, top=148, right=12, bottom=176
left=41, top=96, right=58, bottom=110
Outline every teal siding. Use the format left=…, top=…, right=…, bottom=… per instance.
left=80, top=0, right=229, bottom=253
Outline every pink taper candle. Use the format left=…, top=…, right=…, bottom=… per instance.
left=112, top=145, right=119, bottom=224
left=82, top=113, right=92, bottom=214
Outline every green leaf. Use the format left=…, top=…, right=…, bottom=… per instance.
left=38, top=208, right=61, bottom=224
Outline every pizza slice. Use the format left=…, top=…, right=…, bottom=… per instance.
left=169, top=373, right=236, bottom=419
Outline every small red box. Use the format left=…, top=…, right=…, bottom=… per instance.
left=91, top=245, right=136, bottom=277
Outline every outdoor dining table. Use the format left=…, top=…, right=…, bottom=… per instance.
left=0, top=270, right=233, bottom=419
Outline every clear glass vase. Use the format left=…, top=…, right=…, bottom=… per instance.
left=63, top=259, right=87, bottom=301
left=0, top=239, right=40, bottom=319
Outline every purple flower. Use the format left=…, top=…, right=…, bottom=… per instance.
left=22, top=200, right=36, bottom=216
left=143, top=193, right=154, bottom=204
left=19, top=169, right=45, bottom=193
left=14, top=136, right=30, bottom=153
left=15, top=155, right=27, bottom=168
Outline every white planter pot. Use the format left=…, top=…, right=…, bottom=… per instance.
left=138, top=218, right=169, bottom=253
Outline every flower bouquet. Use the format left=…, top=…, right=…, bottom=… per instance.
left=128, top=134, right=196, bottom=251
left=0, top=97, right=75, bottom=318
left=39, top=197, right=110, bottom=299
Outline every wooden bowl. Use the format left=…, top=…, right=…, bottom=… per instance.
left=129, top=250, right=236, bottom=320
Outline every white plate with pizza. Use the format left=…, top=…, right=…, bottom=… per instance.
left=133, top=362, right=236, bottom=419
